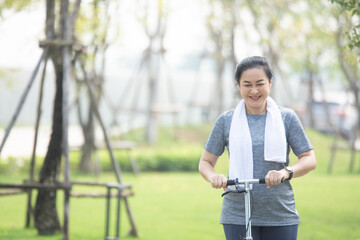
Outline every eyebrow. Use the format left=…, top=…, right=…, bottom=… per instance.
left=242, top=79, right=266, bottom=83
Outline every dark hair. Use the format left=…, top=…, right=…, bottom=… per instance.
left=234, top=56, right=273, bottom=84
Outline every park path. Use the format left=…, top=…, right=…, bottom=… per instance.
left=0, top=126, right=86, bottom=158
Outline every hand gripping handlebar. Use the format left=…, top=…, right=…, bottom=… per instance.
left=222, top=178, right=266, bottom=197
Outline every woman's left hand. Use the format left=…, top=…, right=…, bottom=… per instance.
left=265, top=170, right=287, bottom=189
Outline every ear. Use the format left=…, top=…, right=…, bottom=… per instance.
left=269, top=78, right=272, bottom=88
left=237, top=82, right=241, bottom=91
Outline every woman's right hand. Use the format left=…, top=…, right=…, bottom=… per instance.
left=199, top=150, right=226, bottom=190
left=209, top=174, right=227, bottom=190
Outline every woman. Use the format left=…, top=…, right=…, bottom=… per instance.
left=198, top=56, right=316, bottom=240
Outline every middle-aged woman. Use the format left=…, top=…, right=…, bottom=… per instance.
left=198, top=56, right=316, bottom=240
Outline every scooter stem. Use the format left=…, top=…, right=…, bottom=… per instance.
left=244, top=181, right=252, bottom=240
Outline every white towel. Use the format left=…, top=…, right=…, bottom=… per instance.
left=228, top=97, right=286, bottom=181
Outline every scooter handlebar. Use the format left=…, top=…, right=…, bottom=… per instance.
left=226, top=178, right=266, bottom=186
left=226, top=179, right=237, bottom=186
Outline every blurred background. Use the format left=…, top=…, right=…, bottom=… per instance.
left=0, top=0, right=359, bottom=151
left=0, top=0, right=359, bottom=240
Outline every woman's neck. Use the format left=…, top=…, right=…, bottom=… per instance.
left=245, top=104, right=267, bottom=115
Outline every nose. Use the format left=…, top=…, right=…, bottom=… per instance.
left=250, top=87, right=259, bottom=94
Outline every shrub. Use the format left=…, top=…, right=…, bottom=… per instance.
left=133, top=148, right=201, bottom=172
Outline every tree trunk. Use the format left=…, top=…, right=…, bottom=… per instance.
left=34, top=63, right=63, bottom=234
left=206, top=12, right=225, bottom=116
left=307, top=70, right=315, bottom=128
left=77, top=69, right=103, bottom=173
left=78, top=1, right=110, bottom=165
left=34, top=0, right=72, bottom=234
left=146, top=43, right=159, bottom=145
left=335, top=13, right=360, bottom=172
left=215, top=56, right=224, bottom=116
left=78, top=104, right=96, bottom=173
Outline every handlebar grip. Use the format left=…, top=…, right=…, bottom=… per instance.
left=259, top=178, right=266, bottom=184
left=226, top=179, right=236, bottom=186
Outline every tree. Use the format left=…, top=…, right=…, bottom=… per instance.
left=136, top=0, right=169, bottom=144
left=204, top=0, right=239, bottom=116
left=333, top=7, right=360, bottom=171
left=74, top=0, right=119, bottom=173
left=34, top=0, right=80, bottom=235
left=330, top=0, right=360, bottom=61
left=245, top=0, right=298, bottom=106
left=283, top=0, right=337, bottom=129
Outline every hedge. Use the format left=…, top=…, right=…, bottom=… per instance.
left=0, top=146, right=204, bottom=175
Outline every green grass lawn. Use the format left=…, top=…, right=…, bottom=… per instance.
left=0, top=129, right=360, bottom=239
left=0, top=172, right=359, bottom=240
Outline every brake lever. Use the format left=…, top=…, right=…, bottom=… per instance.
left=221, top=188, right=246, bottom=197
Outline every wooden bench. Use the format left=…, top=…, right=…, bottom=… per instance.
left=0, top=180, right=134, bottom=240
left=71, top=181, right=134, bottom=240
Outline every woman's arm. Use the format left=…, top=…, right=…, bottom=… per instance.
left=199, top=150, right=227, bottom=190
left=286, top=149, right=317, bottom=178
left=265, top=149, right=316, bottom=189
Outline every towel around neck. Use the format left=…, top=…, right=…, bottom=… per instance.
left=228, top=97, right=287, bottom=180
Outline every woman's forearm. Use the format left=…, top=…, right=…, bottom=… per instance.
left=199, top=159, right=217, bottom=182
left=291, top=149, right=317, bottom=178
left=267, top=149, right=316, bottom=188
left=199, top=150, right=227, bottom=189
left=199, top=150, right=219, bottom=182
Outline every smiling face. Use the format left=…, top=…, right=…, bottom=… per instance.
left=238, top=67, right=272, bottom=114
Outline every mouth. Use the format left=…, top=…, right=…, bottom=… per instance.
left=249, top=96, right=261, bottom=101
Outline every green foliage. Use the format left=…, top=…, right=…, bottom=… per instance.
left=330, top=0, right=360, bottom=61
left=0, top=125, right=209, bottom=174
left=330, top=0, right=360, bottom=13
left=105, top=125, right=211, bottom=172
left=0, top=156, right=31, bottom=175
left=0, top=126, right=358, bottom=175
left=67, top=146, right=202, bottom=173
left=0, top=145, right=202, bottom=174
left=282, top=1, right=338, bottom=78
left=348, top=27, right=360, bottom=50
left=0, top=0, right=40, bottom=17
left=133, top=146, right=201, bottom=172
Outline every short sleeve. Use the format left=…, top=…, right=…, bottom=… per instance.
left=204, top=114, right=226, bottom=156
left=286, top=110, right=313, bottom=156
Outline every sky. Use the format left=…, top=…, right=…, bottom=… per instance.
left=0, top=5, right=44, bottom=70
left=0, top=1, right=209, bottom=71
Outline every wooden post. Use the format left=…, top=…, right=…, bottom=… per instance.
left=78, top=56, right=139, bottom=237
left=328, top=135, right=338, bottom=174
left=26, top=52, right=48, bottom=228
left=60, top=1, right=71, bottom=239
left=348, top=131, right=358, bottom=172
left=125, top=149, right=141, bottom=175
left=160, top=53, right=179, bottom=139
left=146, top=42, right=159, bottom=145
left=78, top=57, right=122, bottom=182
left=128, top=51, right=149, bottom=131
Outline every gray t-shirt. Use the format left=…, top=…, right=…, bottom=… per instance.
left=204, top=106, right=313, bottom=226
